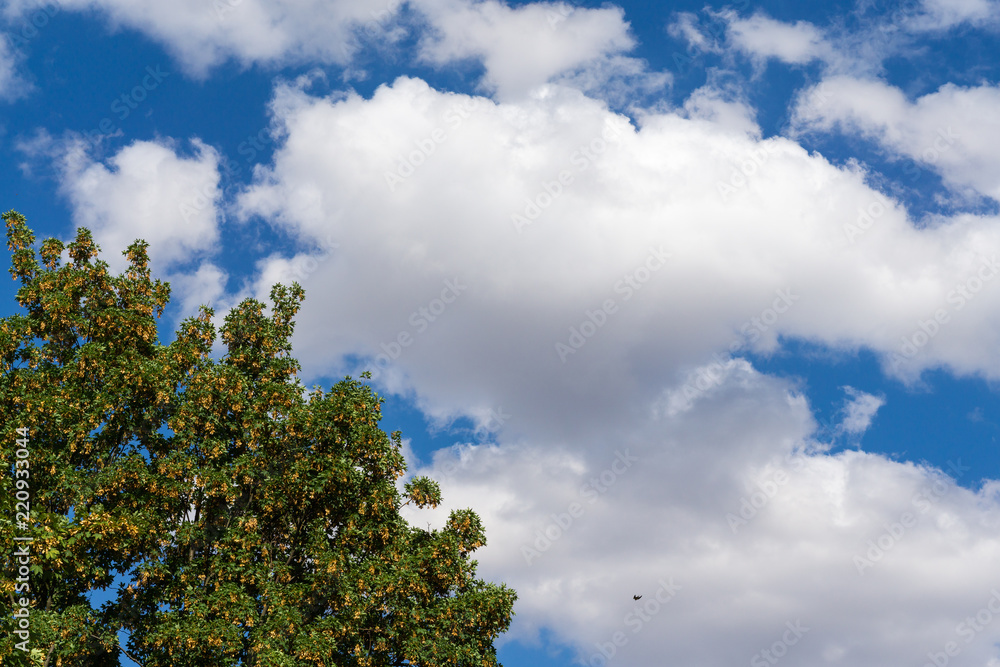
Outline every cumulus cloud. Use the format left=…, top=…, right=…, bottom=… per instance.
left=401, top=363, right=1000, bottom=667
left=3, top=0, right=990, bottom=105
left=2, top=0, right=997, bottom=662
left=224, top=77, right=1000, bottom=663
left=18, top=133, right=229, bottom=316
left=54, top=137, right=222, bottom=271
left=237, top=76, right=1000, bottom=399
left=793, top=76, right=1000, bottom=201
left=415, top=0, right=635, bottom=99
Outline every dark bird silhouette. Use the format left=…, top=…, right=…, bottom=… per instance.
left=633, top=595, right=642, bottom=600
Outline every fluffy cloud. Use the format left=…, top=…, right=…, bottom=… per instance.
left=4, top=0, right=992, bottom=105
left=726, top=13, right=834, bottom=65
left=400, top=362, right=1000, bottom=667
left=415, top=0, right=635, bottom=99
left=18, top=134, right=229, bottom=317
left=3, top=0, right=998, bottom=662
left=793, top=77, right=1000, bottom=201
left=225, top=76, right=1000, bottom=662
left=3, top=0, right=643, bottom=99
left=54, top=137, right=222, bottom=271
left=2, top=0, right=399, bottom=76
left=238, top=76, right=1000, bottom=400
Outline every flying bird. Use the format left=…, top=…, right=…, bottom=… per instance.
left=633, top=595, right=642, bottom=600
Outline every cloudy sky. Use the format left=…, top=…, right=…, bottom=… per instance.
left=3, top=0, right=1000, bottom=665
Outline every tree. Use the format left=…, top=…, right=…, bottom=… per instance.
left=0, top=210, right=516, bottom=666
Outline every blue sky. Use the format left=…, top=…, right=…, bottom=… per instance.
left=3, top=0, right=1000, bottom=665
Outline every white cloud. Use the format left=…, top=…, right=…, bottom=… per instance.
left=672, top=10, right=864, bottom=76
left=913, top=0, right=1000, bottom=29
left=238, top=76, right=1000, bottom=393
left=5, top=0, right=400, bottom=76
left=839, top=386, right=886, bottom=434
left=1, top=1, right=997, bottom=663
left=225, top=74, right=1000, bottom=666
left=667, top=11, right=722, bottom=55
left=415, top=0, right=635, bottom=99
left=169, top=261, right=229, bottom=316
left=19, top=134, right=229, bottom=318
left=793, top=76, right=1000, bottom=201
left=402, top=364, right=1000, bottom=667
left=680, top=83, right=760, bottom=136
left=553, top=54, right=670, bottom=109
left=54, top=137, right=222, bottom=272
left=2, top=0, right=991, bottom=108
left=3, top=0, right=645, bottom=100
left=726, top=13, right=834, bottom=65
left=710, top=5, right=1000, bottom=81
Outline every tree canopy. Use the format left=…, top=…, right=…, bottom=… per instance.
left=0, top=210, right=516, bottom=666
